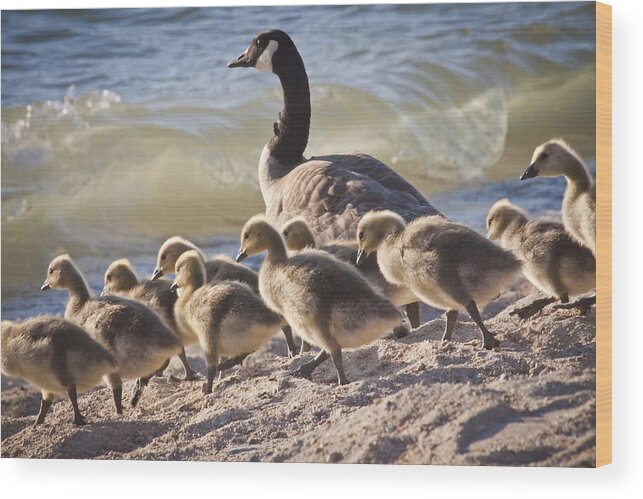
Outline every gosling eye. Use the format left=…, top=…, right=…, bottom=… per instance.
left=539, top=152, right=549, bottom=161
left=160, top=254, right=166, bottom=261
left=48, top=268, right=53, bottom=275
left=283, top=231, right=288, bottom=238
left=487, top=216, right=494, bottom=228
left=243, top=233, right=249, bottom=241
left=358, top=231, right=364, bottom=241
left=106, top=275, right=112, bottom=281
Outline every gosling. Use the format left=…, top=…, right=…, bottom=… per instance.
left=487, top=199, right=596, bottom=318
left=282, top=217, right=419, bottom=339
left=153, top=236, right=298, bottom=356
left=102, top=258, right=197, bottom=380
left=521, top=139, right=596, bottom=254
left=237, top=215, right=403, bottom=385
left=42, top=255, right=182, bottom=413
left=1, top=317, right=117, bottom=426
left=172, top=250, right=283, bottom=394
left=356, top=211, right=521, bottom=350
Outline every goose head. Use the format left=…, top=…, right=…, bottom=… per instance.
left=102, top=259, right=138, bottom=296
left=228, top=29, right=297, bottom=74
left=172, top=250, right=206, bottom=293
left=355, top=211, right=406, bottom=266
left=153, top=236, right=200, bottom=280
left=486, top=199, right=527, bottom=241
left=42, top=254, right=80, bottom=291
left=282, top=217, right=316, bottom=251
left=521, top=138, right=583, bottom=180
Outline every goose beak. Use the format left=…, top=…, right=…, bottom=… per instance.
left=151, top=267, right=163, bottom=280
left=228, top=49, right=253, bottom=68
left=40, top=280, right=50, bottom=291
left=356, top=248, right=366, bottom=267
left=235, top=248, right=248, bottom=262
left=520, top=163, right=538, bottom=180
left=170, top=282, right=179, bottom=293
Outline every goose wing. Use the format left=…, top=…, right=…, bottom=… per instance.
left=270, top=152, right=441, bottom=243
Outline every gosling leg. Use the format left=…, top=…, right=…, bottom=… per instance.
left=292, top=350, right=330, bottom=380
left=330, top=349, right=349, bottom=385
left=406, top=301, right=421, bottom=329
left=555, top=294, right=595, bottom=315
left=203, top=365, right=219, bottom=394
left=510, top=297, right=557, bottom=320
left=281, top=325, right=298, bottom=357
left=465, top=299, right=500, bottom=350
left=34, top=393, right=54, bottom=427
left=130, top=375, right=151, bottom=408
left=442, top=309, right=459, bottom=342
left=105, top=373, right=123, bottom=415
left=67, top=385, right=87, bottom=425
left=178, top=348, right=198, bottom=380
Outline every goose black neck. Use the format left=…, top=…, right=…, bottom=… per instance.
left=269, top=51, right=311, bottom=167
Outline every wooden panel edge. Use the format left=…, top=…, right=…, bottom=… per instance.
left=595, top=0, right=612, bottom=468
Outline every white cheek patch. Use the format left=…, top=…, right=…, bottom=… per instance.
left=255, top=40, right=279, bottom=73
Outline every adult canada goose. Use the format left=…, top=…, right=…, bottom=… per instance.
left=1, top=317, right=117, bottom=426
left=42, top=255, right=182, bottom=413
left=102, top=258, right=197, bottom=380
left=487, top=199, right=596, bottom=318
left=356, top=211, right=521, bottom=349
left=237, top=215, right=403, bottom=385
left=152, top=236, right=298, bottom=356
left=228, top=29, right=439, bottom=328
left=172, top=250, right=283, bottom=394
left=520, top=139, right=596, bottom=312
left=282, top=217, right=418, bottom=338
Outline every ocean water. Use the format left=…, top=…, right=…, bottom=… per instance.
left=1, top=3, right=596, bottom=316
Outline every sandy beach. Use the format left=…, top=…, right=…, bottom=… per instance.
left=1, top=277, right=596, bottom=466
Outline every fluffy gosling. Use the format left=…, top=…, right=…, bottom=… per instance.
left=102, top=258, right=197, bottom=380
left=42, top=255, right=182, bottom=413
left=1, top=316, right=117, bottom=426
left=153, top=236, right=298, bottom=356
left=172, top=250, right=283, bottom=394
left=487, top=199, right=596, bottom=318
left=356, top=211, right=521, bottom=350
left=237, top=215, right=402, bottom=385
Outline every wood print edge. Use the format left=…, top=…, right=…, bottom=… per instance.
left=595, top=0, right=612, bottom=468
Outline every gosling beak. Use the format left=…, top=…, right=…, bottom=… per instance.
left=151, top=267, right=163, bottom=280
left=235, top=248, right=248, bottom=262
left=520, top=163, right=538, bottom=181
left=170, top=282, right=179, bottom=292
left=356, top=248, right=366, bottom=267
left=228, top=49, right=253, bottom=69
left=100, top=287, right=108, bottom=297
left=40, top=280, right=50, bottom=291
